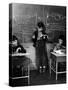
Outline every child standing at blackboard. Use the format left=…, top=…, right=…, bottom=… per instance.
left=32, top=22, right=48, bottom=73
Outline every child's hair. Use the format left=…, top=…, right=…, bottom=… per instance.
left=58, top=35, right=64, bottom=40
left=58, top=35, right=65, bottom=45
left=12, top=35, right=20, bottom=45
left=37, top=21, right=46, bottom=34
left=12, top=35, right=18, bottom=41
left=37, top=22, right=45, bottom=28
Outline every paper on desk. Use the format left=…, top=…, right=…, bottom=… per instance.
left=54, top=50, right=65, bottom=54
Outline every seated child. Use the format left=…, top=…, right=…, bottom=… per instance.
left=53, top=35, right=65, bottom=52
left=11, top=35, right=31, bottom=76
left=53, top=35, right=66, bottom=70
left=12, top=35, right=26, bottom=53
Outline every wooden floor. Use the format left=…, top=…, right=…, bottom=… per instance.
left=9, top=68, right=66, bottom=87
left=30, top=69, right=66, bottom=86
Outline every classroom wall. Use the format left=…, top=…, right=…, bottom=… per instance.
left=10, top=4, right=66, bottom=69
left=11, top=3, right=66, bottom=44
left=12, top=4, right=45, bottom=43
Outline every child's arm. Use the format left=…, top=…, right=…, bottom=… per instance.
left=16, top=45, right=26, bottom=53
left=16, top=47, right=21, bottom=53
left=53, top=46, right=57, bottom=52
left=32, top=35, right=35, bottom=39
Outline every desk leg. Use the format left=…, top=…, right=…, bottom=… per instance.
left=50, top=59, right=51, bottom=76
left=22, top=67, right=23, bottom=76
left=28, top=65, right=30, bottom=85
left=56, top=62, right=58, bottom=80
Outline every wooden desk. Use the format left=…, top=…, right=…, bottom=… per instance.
left=11, top=53, right=30, bottom=56
left=50, top=52, right=66, bottom=80
left=9, top=53, right=30, bottom=85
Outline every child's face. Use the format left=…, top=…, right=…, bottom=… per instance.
left=12, top=40, right=18, bottom=46
left=38, top=27, right=43, bottom=32
left=58, top=39, right=63, bottom=45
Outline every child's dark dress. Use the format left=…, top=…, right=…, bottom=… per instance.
left=36, top=35, right=48, bottom=67
left=32, top=30, right=48, bottom=68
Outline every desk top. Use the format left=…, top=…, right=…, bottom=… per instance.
left=51, top=52, right=66, bottom=57
left=10, top=53, right=30, bottom=57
